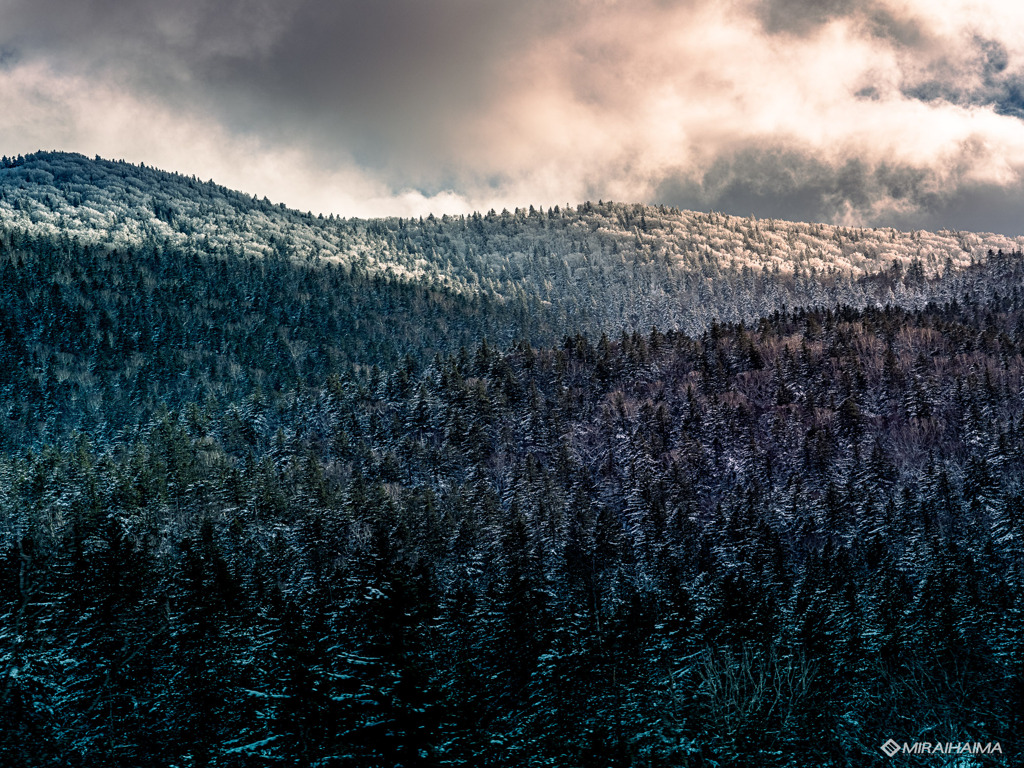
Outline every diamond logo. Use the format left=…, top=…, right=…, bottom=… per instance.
left=881, top=739, right=901, bottom=757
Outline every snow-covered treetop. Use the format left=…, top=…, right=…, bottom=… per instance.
left=2, top=151, right=1022, bottom=334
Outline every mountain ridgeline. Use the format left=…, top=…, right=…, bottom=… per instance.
left=2, top=151, right=1024, bottom=446
left=4, top=151, right=1024, bottom=336
left=1, top=152, right=1023, bottom=766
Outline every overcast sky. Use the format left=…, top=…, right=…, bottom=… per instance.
left=3, top=0, right=1024, bottom=232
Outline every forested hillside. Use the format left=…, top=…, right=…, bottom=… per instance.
left=1, top=154, right=1022, bottom=766
left=5, top=151, right=1024, bottom=337
left=0, top=227, right=531, bottom=448
left=3, top=295, right=1023, bottom=765
left=2, top=206, right=1024, bottom=453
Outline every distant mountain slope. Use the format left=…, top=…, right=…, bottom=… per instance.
left=4, top=150, right=1024, bottom=446
left=4, top=151, right=1024, bottom=335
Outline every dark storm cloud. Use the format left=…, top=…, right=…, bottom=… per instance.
left=920, top=183, right=1024, bottom=234
left=659, top=114, right=1024, bottom=233
left=0, top=46, right=18, bottom=70
left=900, top=37, right=1024, bottom=121
left=756, top=0, right=925, bottom=45
left=756, top=0, right=863, bottom=36
left=0, top=0, right=561, bottom=178
left=970, top=38, right=1024, bottom=120
left=656, top=149, right=939, bottom=226
left=657, top=145, right=1024, bottom=235
left=199, top=0, right=562, bottom=174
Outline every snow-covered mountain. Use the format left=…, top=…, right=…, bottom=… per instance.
left=3, top=151, right=1023, bottom=334
left=4, top=151, right=1024, bottom=767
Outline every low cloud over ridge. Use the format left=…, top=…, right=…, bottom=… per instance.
left=2, top=0, right=1024, bottom=231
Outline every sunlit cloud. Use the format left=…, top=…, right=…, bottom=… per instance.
left=2, top=0, right=1024, bottom=230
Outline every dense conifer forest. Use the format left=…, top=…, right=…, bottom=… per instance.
left=1, top=154, right=1022, bottom=766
